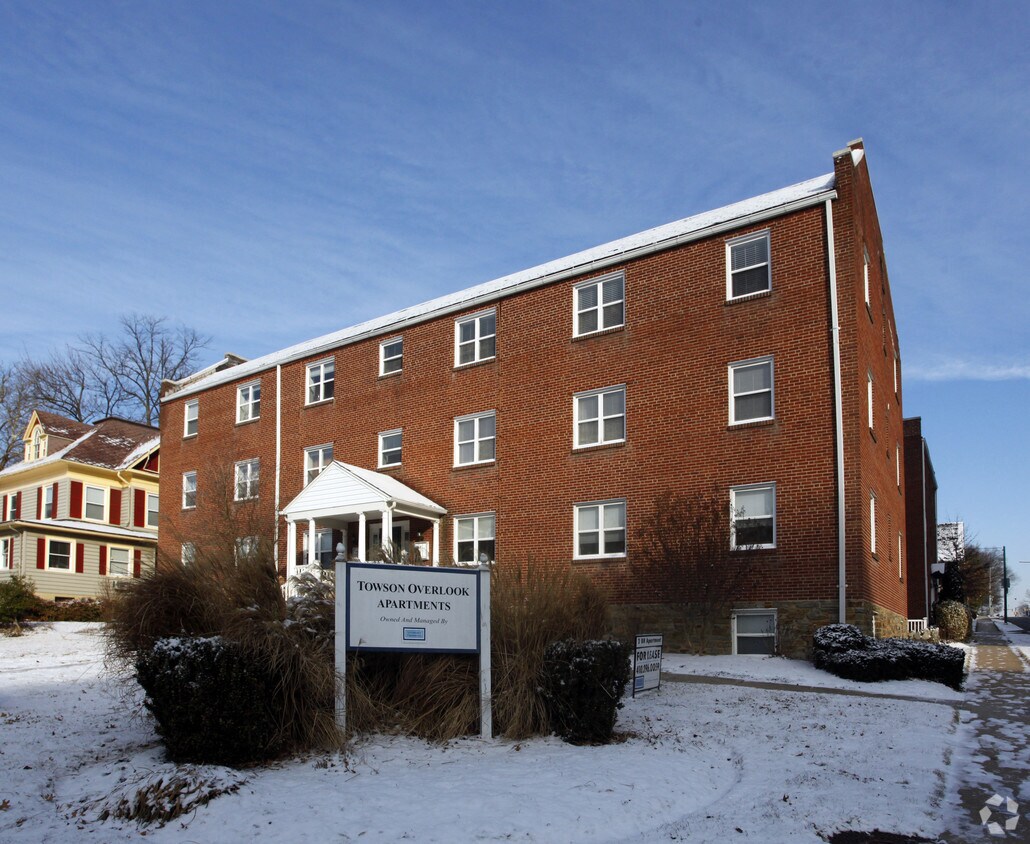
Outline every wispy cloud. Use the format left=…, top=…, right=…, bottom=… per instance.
left=905, top=357, right=1030, bottom=382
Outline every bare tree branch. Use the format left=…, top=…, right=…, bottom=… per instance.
left=0, top=362, right=34, bottom=470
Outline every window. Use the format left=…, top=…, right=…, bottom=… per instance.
left=729, top=357, right=774, bottom=424
left=731, top=483, right=776, bottom=549
left=455, top=513, right=495, bottom=565
left=895, top=443, right=901, bottom=488
left=898, top=532, right=904, bottom=580
left=44, top=485, right=54, bottom=519
left=867, top=372, right=874, bottom=431
left=48, top=540, right=71, bottom=570
left=30, top=427, right=46, bottom=461
left=235, top=459, right=260, bottom=501
left=732, top=610, right=777, bottom=655
left=303, top=529, right=334, bottom=567
left=454, top=411, right=496, bottom=466
left=182, top=472, right=197, bottom=509
left=147, top=493, right=159, bottom=528
left=893, top=353, right=899, bottom=395
left=378, top=429, right=402, bottom=468
left=574, top=386, right=626, bottom=448
left=863, top=248, right=871, bottom=306
left=304, top=445, right=333, bottom=485
left=727, top=231, right=771, bottom=299
left=574, top=272, right=624, bottom=337
left=235, top=536, right=259, bottom=562
left=0, top=538, right=9, bottom=569
left=237, top=381, right=261, bottom=423
left=109, top=547, right=130, bottom=577
left=574, top=500, right=626, bottom=559
left=306, top=359, right=335, bottom=404
left=84, top=486, right=106, bottom=521
left=380, top=338, right=403, bottom=375
left=869, top=491, right=877, bottom=555
left=184, top=400, right=198, bottom=437
left=455, top=310, right=496, bottom=366
left=181, top=542, right=196, bottom=566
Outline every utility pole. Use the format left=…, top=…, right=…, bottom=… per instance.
left=1002, top=546, right=1008, bottom=624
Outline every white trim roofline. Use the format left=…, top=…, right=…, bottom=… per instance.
left=165, top=173, right=837, bottom=402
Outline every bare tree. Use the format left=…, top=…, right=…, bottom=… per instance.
left=636, top=490, right=750, bottom=654
left=0, top=362, right=34, bottom=470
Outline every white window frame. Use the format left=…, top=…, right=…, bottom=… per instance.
left=896, top=443, right=901, bottom=488
left=573, top=499, right=627, bottom=560
left=863, top=247, right=871, bottom=306
left=730, top=483, right=776, bottom=550
left=454, top=411, right=496, bottom=466
left=379, top=337, right=403, bottom=376
left=235, top=536, right=260, bottom=563
left=378, top=429, right=402, bottom=468
left=869, top=491, right=877, bottom=555
left=0, top=537, right=9, bottom=570
left=867, top=371, right=874, bottom=431
left=573, top=385, right=626, bottom=449
left=181, top=542, right=196, bottom=567
left=454, top=310, right=496, bottom=367
left=726, top=231, right=771, bottom=300
left=108, top=546, right=131, bottom=578
left=898, top=532, right=904, bottom=580
left=44, top=485, right=55, bottom=519
left=236, top=381, right=261, bottom=423
left=731, top=609, right=777, bottom=655
left=147, top=493, right=159, bottom=528
left=235, top=459, right=260, bottom=501
left=302, top=528, right=335, bottom=567
left=83, top=485, right=106, bottom=522
left=454, top=512, right=496, bottom=565
left=182, top=471, right=197, bottom=510
left=304, top=444, right=334, bottom=485
left=183, top=400, right=198, bottom=437
left=573, top=271, right=625, bottom=338
left=729, top=356, right=774, bottom=424
left=46, top=538, right=72, bottom=571
left=306, top=358, right=335, bottom=405
left=893, top=352, right=899, bottom=396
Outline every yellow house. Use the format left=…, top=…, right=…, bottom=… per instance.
left=0, top=411, right=159, bottom=600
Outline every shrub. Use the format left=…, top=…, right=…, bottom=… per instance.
left=540, top=638, right=631, bottom=744
left=34, top=597, right=108, bottom=622
left=812, top=624, right=965, bottom=690
left=136, top=636, right=284, bottom=765
left=934, top=600, right=972, bottom=641
left=0, top=575, right=40, bottom=625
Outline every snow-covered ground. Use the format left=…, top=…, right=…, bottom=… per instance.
left=0, top=624, right=968, bottom=843
left=993, top=619, right=1030, bottom=669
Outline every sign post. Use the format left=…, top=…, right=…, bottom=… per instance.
left=632, top=633, right=663, bottom=696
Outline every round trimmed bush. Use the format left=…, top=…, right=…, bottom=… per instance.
left=935, top=600, right=971, bottom=641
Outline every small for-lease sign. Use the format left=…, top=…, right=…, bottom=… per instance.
left=633, top=633, right=663, bottom=696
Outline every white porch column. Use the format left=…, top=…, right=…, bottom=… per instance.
left=358, top=512, right=367, bottom=561
left=307, top=518, right=317, bottom=566
left=381, top=508, right=393, bottom=557
left=432, top=518, right=441, bottom=566
left=286, top=519, right=297, bottom=581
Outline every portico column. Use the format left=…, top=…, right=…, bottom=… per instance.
left=432, top=518, right=440, bottom=566
left=357, top=512, right=367, bottom=561
left=286, top=518, right=297, bottom=580
left=307, top=518, right=317, bottom=566
left=381, top=508, right=393, bottom=558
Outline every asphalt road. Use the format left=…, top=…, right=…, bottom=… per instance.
left=1006, top=615, right=1030, bottom=633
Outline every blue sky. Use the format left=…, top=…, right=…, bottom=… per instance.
left=1, top=1, right=1028, bottom=591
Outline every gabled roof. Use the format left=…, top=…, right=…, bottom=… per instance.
left=166, top=172, right=838, bottom=401
left=30, top=410, right=92, bottom=441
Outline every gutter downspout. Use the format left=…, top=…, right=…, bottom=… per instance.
left=825, top=199, right=847, bottom=624
left=274, top=364, right=282, bottom=572
left=921, top=439, right=929, bottom=619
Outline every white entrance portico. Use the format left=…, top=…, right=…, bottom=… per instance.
left=281, top=461, right=446, bottom=584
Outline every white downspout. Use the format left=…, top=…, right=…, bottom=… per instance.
left=274, top=364, right=282, bottom=572
left=825, top=199, right=847, bottom=624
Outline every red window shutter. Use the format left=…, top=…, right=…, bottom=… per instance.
left=133, top=549, right=142, bottom=578
left=109, top=489, right=122, bottom=526
left=99, top=546, right=107, bottom=576
left=1, top=494, right=6, bottom=521
left=133, top=489, right=146, bottom=527
left=70, top=482, right=83, bottom=519
left=52, top=483, right=59, bottom=520
left=75, top=543, right=85, bottom=574
left=36, top=537, right=46, bottom=570
left=36, top=487, right=43, bottom=520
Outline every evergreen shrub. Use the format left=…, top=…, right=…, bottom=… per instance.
left=540, top=638, right=631, bottom=744
left=0, top=575, right=40, bottom=625
left=934, top=600, right=972, bottom=642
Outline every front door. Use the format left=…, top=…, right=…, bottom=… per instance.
left=369, top=520, right=410, bottom=560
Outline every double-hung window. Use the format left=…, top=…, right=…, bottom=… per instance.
left=84, top=486, right=106, bottom=521
left=237, top=381, right=261, bottom=422
left=147, top=493, right=159, bottom=528
left=380, top=338, right=403, bottom=375
left=455, top=513, right=495, bottom=565
left=378, top=429, right=402, bottom=468
left=44, top=485, right=55, bottom=519
left=184, top=400, right=198, bottom=437
left=48, top=539, right=71, bottom=570
left=867, top=372, right=874, bottom=431
left=235, top=459, right=260, bottom=501
left=863, top=248, right=871, bottom=307
left=574, top=500, right=626, bottom=559
left=574, top=272, right=624, bottom=337
left=730, top=483, right=775, bottom=549
left=181, top=542, right=196, bottom=566
left=303, top=529, right=334, bottom=567
left=0, top=537, right=9, bottom=570
left=732, top=610, right=777, bottom=655
left=454, top=411, right=496, bottom=466
left=455, top=311, right=496, bottom=366
left=306, top=359, right=335, bottom=404
left=729, top=357, right=774, bottom=424
left=304, top=445, right=333, bottom=485
left=869, top=491, right=877, bottom=555
left=235, top=536, right=259, bottom=562
left=182, top=472, right=197, bottom=509
left=109, top=547, right=130, bottom=577
left=574, top=386, right=626, bottom=448
left=727, top=232, right=771, bottom=299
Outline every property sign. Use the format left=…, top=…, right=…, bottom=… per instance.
left=633, top=633, right=663, bottom=696
left=346, top=562, right=481, bottom=653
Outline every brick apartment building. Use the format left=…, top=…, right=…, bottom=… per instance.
left=158, top=138, right=909, bottom=656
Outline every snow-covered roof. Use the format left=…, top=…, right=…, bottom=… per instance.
left=12, top=519, right=157, bottom=541
left=166, top=172, right=837, bottom=401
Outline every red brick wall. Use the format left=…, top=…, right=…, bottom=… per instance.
left=903, top=417, right=937, bottom=618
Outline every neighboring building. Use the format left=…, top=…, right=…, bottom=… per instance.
left=0, top=411, right=160, bottom=600
left=158, top=139, right=909, bottom=656
left=903, top=417, right=938, bottom=620
left=937, top=522, right=965, bottom=563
